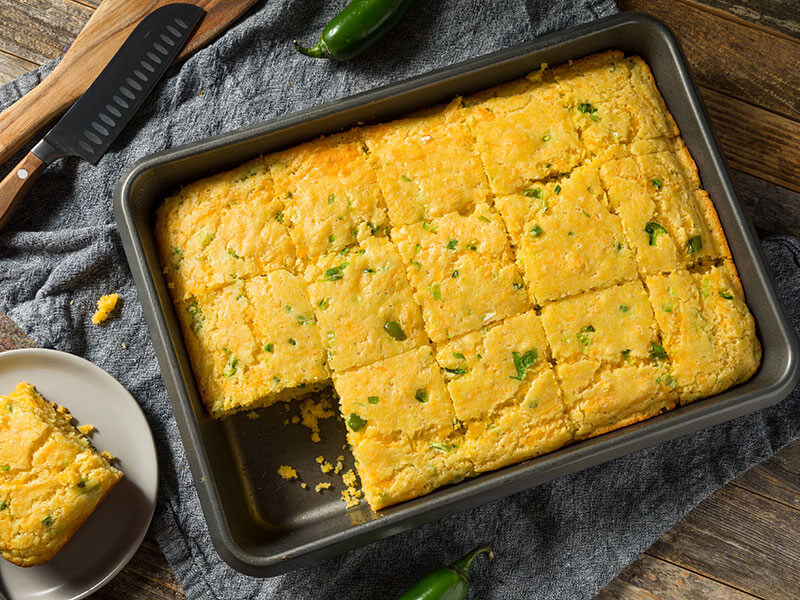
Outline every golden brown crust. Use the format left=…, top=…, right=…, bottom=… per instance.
left=154, top=50, right=761, bottom=510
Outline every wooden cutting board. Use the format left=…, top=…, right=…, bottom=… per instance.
left=0, top=0, right=259, bottom=166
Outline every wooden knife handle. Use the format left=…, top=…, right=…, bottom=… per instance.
left=0, top=153, right=46, bottom=230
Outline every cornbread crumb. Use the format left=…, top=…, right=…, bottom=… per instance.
left=334, top=458, right=344, bottom=474
left=340, top=469, right=362, bottom=508
left=91, top=293, right=119, bottom=325
left=277, top=465, right=298, bottom=480
left=246, top=411, right=260, bottom=420
left=100, top=451, right=115, bottom=461
left=300, top=482, right=307, bottom=489
left=77, top=424, right=95, bottom=435
left=314, top=482, right=331, bottom=493
left=299, top=396, right=335, bottom=443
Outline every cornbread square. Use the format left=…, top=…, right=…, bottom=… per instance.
left=552, top=51, right=679, bottom=153
left=645, top=263, right=761, bottom=403
left=505, top=165, right=637, bottom=303
left=270, top=131, right=389, bottom=261
left=156, top=157, right=296, bottom=301
left=333, top=347, right=471, bottom=508
left=467, top=76, right=586, bottom=195
left=599, top=141, right=730, bottom=272
left=304, top=237, right=428, bottom=372
left=179, top=274, right=328, bottom=418
left=0, top=382, right=122, bottom=566
left=557, top=361, right=677, bottom=439
left=435, top=311, right=574, bottom=472
left=540, top=281, right=660, bottom=366
left=363, top=99, right=491, bottom=225
left=393, top=204, right=530, bottom=342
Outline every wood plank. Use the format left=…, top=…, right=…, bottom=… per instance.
left=0, top=0, right=93, bottom=65
left=731, top=169, right=800, bottom=239
left=732, top=440, right=800, bottom=510
left=0, top=50, right=38, bottom=86
left=618, top=0, right=800, bottom=121
left=699, top=0, right=800, bottom=39
left=700, top=85, right=800, bottom=194
left=92, top=533, right=185, bottom=600
left=648, top=485, right=800, bottom=600
left=597, top=553, right=759, bottom=600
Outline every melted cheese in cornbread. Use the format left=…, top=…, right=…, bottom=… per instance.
left=304, top=236, right=427, bottom=372
left=0, top=383, right=122, bottom=566
left=155, top=50, right=761, bottom=510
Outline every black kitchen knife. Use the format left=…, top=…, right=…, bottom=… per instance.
left=0, top=3, right=205, bottom=229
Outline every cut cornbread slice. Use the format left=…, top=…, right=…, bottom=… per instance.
left=0, top=382, right=122, bottom=567
left=333, top=346, right=471, bottom=509
left=493, top=160, right=608, bottom=244
left=363, top=99, right=491, bottom=226
left=304, top=237, right=428, bottom=372
left=466, top=75, right=585, bottom=195
left=269, top=131, right=389, bottom=261
left=393, top=204, right=530, bottom=342
left=553, top=52, right=679, bottom=154
left=435, top=311, right=574, bottom=472
left=557, top=361, right=677, bottom=440
left=510, top=169, right=637, bottom=304
left=539, top=280, right=660, bottom=366
left=599, top=141, right=730, bottom=272
left=179, top=274, right=329, bottom=418
left=645, top=263, right=761, bottom=403
left=156, top=157, right=296, bottom=301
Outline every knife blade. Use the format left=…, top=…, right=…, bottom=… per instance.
left=0, top=3, right=205, bottom=229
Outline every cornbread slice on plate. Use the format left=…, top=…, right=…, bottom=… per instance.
left=501, top=163, right=637, bottom=304
left=435, top=311, right=574, bottom=473
left=333, top=346, right=471, bottom=509
left=155, top=157, right=296, bottom=301
left=363, top=98, right=490, bottom=226
left=304, top=237, right=427, bottom=372
left=270, top=130, right=389, bottom=262
left=0, top=382, right=122, bottom=567
left=646, top=263, right=761, bottom=403
left=393, top=204, right=529, bottom=342
left=179, top=274, right=329, bottom=418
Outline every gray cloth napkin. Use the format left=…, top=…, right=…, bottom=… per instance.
left=2, top=1, right=798, bottom=598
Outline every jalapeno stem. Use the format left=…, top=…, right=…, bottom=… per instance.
left=448, top=545, right=493, bottom=580
left=293, top=39, right=331, bottom=59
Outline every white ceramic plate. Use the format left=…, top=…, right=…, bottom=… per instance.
left=0, top=349, right=158, bottom=600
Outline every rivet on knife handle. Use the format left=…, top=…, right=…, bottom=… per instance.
left=0, top=3, right=205, bottom=232
left=0, top=152, right=46, bottom=229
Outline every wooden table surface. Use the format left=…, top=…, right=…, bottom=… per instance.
left=0, top=0, right=798, bottom=598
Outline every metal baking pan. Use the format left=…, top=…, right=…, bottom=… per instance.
left=114, top=12, right=800, bottom=576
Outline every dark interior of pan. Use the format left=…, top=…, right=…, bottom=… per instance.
left=114, top=12, right=799, bottom=576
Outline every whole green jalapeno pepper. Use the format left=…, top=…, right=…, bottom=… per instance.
left=396, top=545, right=493, bottom=600
left=294, top=0, right=416, bottom=61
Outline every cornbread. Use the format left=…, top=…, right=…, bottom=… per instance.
left=435, top=311, right=574, bottom=472
left=304, top=236, right=427, bottom=371
left=0, top=382, right=122, bottom=566
left=156, top=50, right=761, bottom=510
left=333, top=347, right=472, bottom=509
left=392, top=204, right=529, bottom=342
